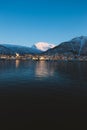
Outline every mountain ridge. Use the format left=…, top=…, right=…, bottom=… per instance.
left=43, top=36, right=87, bottom=56
left=0, top=36, right=87, bottom=56
left=0, top=44, right=42, bottom=55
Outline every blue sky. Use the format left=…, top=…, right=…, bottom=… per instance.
left=0, top=0, right=87, bottom=46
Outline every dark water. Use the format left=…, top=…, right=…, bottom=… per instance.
left=0, top=60, right=87, bottom=128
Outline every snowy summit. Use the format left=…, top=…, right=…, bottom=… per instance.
left=32, top=42, right=55, bottom=51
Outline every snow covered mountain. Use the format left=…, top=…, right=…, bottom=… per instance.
left=0, top=42, right=55, bottom=55
left=0, top=45, right=14, bottom=55
left=32, top=42, right=55, bottom=51
left=1, top=36, right=87, bottom=56
left=44, top=36, right=87, bottom=56
left=0, top=44, right=42, bottom=55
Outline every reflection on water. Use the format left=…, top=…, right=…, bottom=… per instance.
left=1, top=60, right=87, bottom=127
left=35, top=61, right=54, bottom=77
left=15, top=60, right=20, bottom=68
left=0, top=60, right=87, bottom=87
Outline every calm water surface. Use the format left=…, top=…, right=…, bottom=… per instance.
left=0, top=60, right=87, bottom=87
left=0, top=60, right=87, bottom=128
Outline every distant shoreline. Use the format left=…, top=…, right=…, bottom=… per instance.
left=0, top=57, right=87, bottom=62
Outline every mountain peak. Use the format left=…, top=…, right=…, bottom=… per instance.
left=79, top=36, right=87, bottom=39
left=44, top=36, right=87, bottom=56
left=71, top=36, right=87, bottom=41
left=32, top=42, right=55, bottom=51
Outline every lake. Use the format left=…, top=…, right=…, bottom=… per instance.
left=0, top=60, right=87, bottom=128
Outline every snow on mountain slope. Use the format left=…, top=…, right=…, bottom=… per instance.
left=1, top=36, right=87, bottom=56
left=0, top=45, right=14, bottom=54
left=0, top=42, right=55, bottom=55
left=71, top=36, right=87, bottom=42
left=1, top=44, right=41, bottom=54
left=32, top=42, right=55, bottom=51
left=44, top=36, right=87, bottom=56
left=71, top=36, right=87, bottom=55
